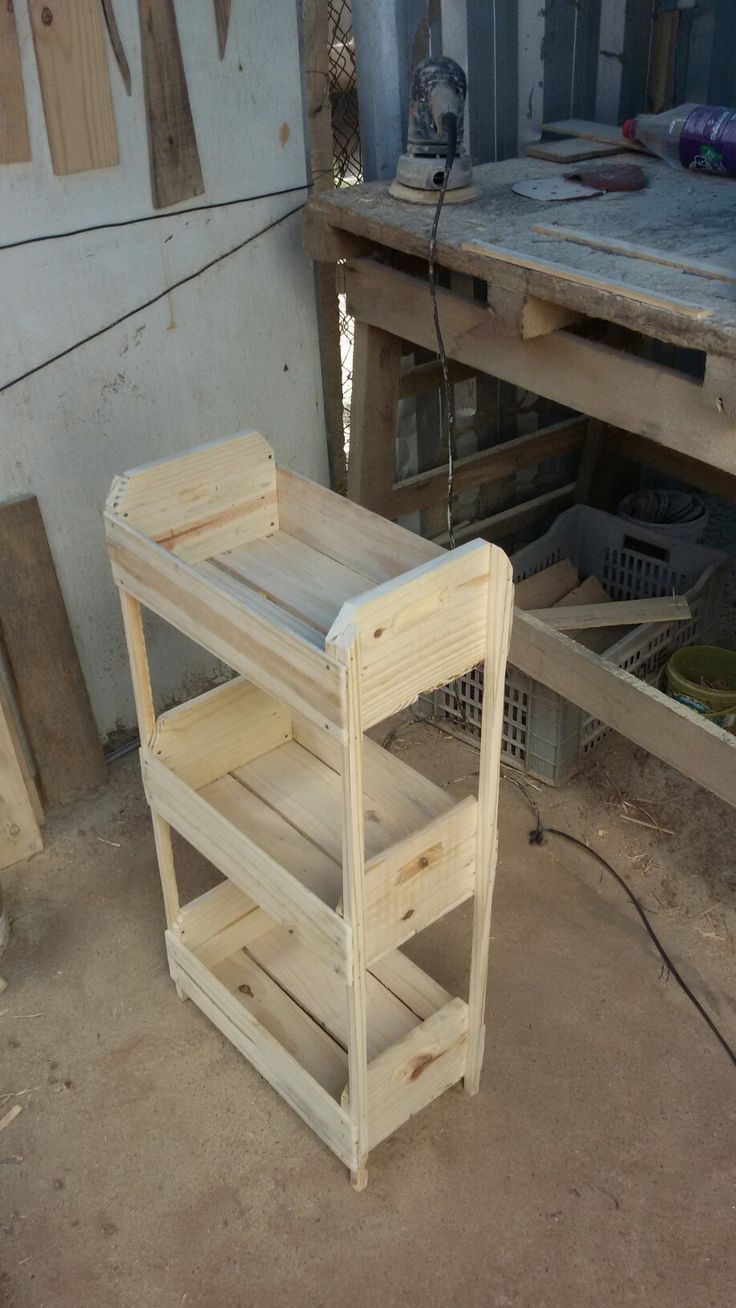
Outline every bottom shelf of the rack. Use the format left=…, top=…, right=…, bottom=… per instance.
left=166, top=883, right=469, bottom=1174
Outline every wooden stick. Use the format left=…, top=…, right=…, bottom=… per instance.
left=462, top=240, right=712, bottom=320
left=0, top=1103, right=23, bottom=1134
left=531, top=225, right=736, bottom=288
left=530, top=596, right=691, bottom=630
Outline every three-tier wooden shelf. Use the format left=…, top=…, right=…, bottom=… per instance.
left=105, top=431, right=513, bottom=1188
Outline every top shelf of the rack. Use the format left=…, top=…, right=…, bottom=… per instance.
left=105, top=432, right=512, bottom=735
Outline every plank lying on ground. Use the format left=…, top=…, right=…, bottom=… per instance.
left=29, top=0, right=118, bottom=174
left=138, top=0, right=204, bottom=208
left=525, top=139, right=623, bottom=163
left=515, top=559, right=580, bottom=611
left=0, top=497, right=105, bottom=806
left=531, top=225, right=736, bottom=287
left=462, top=241, right=712, bottom=320
left=0, top=675, right=43, bottom=870
left=510, top=612, right=736, bottom=808
left=0, top=3, right=31, bottom=163
left=540, top=119, right=646, bottom=152
left=531, top=595, right=691, bottom=629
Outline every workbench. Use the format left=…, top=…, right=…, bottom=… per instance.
left=304, top=153, right=736, bottom=807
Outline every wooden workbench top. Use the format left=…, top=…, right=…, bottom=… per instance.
left=306, top=155, right=736, bottom=358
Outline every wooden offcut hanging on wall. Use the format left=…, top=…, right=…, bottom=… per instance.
left=0, top=2, right=31, bottom=164
left=138, top=0, right=204, bottom=209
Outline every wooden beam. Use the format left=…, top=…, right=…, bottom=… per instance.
left=0, top=496, right=105, bottom=807
left=398, top=359, right=475, bottom=399
left=390, top=418, right=585, bottom=517
left=438, top=484, right=577, bottom=547
left=510, top=612, right=736, bottom=808
left=344, top=259, right=736, bottom=477
left=614, top=429, right=736, bottom=501
left=0, top=678, right=43, bottom=871
left=347, top=322, right=402, bottom=514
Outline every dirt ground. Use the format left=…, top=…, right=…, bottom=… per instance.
left=1, top=721, right=735, bottom=1308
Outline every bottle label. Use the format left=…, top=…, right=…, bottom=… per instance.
left=679, top=105, right=736, bottom=176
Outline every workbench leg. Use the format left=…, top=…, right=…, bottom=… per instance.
left=465, top=551, right=514, bottom=1095
left=347, top=321, right=403, bottom=514
left=119, top=590, right=184, bottom=997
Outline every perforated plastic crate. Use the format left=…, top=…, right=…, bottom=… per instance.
left=420, top=505, right=727, bottom=786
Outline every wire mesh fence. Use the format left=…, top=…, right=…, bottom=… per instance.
left=327, top=1, right=361, bottom=445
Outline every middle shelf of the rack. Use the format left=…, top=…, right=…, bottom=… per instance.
left=143, top=674, right=479, bottom=977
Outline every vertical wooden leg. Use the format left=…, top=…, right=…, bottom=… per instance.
left=347, top=320, right=403, bottom=515
left=465, top=549, right=514, bottom=1095
left=119, top=590, right=184, bottom=995
left=336, top=637, right=370, bottom=1187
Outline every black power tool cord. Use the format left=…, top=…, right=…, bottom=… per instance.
left=505, top=771, right=736, bottom=1070
left=428, top=112, right=459, bottom=549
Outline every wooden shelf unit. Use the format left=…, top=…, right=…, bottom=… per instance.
left=105, top=431, right=513, bottom=1187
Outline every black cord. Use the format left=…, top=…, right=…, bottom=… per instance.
left=507, top=779, right=736, bottom=1069
left=428, top=114, right=458, bottom=549
left=0, top=200, right=306, bottom=396
left=0, top=177, right=329, bottom=254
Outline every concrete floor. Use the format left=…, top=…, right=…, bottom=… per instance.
left=1, top=722, right=735, bottom=1307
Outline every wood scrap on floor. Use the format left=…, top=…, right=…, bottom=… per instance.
left=0, top=675, right=42, bottom=871
left=0, top=2, right=31, bottom=164
left=0, top=496, right=105, bottom=808
left=138, top=0, right=205, bottom=209
left=28, top=0, right=119, bottom=174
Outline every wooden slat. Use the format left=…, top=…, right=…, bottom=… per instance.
left=143, top=752, right=351, bottom=976
left=510, top=611, right=736, bottom=809
left=174, top=880, right=269, bottom=965
left=390, top=418, right=586, bottom=517
left=212, top=949, right=348, bottom=1096
left=515, top=559, right=580, bottom=610
left=327, top=541, right=491, bottom=730
left=167, top=932, right=357, bottom=1168
left=540, top=118, right=646, bottom=151
left=202, top=769, right=342, bottom=908
left=361, top=998, right=468, bottom=1150
left=215, top=532, right=373, bottom=635
left=614, top=429, right=736, bottom=501
left=138, top=0, right=204, bottom=209
left=463, top=240, right=712, bottom=321
left=0, top=496, right=105, bottom=807
left=347, top=322, right=403, bottom=515
left=29, top=0, right=118, bottom=175
left=213, top=0, right=231, bottom=58
left=247, top=927, right=419, bottom=1060
left=531, top=224, right=736, bottom=288
left=105, top=517, right=346, bottom=738
left=368, top=952, right=453, bottom=1021
left=0, top=678, right=43, bottom=870
left=0, top=3, right=30, bottom=163
left=276, top=467, right=441, bottom=583
left=108, top=432, right=277, bottom=564
left=343, top=259, right=736, bottom=478
left=101, top=0, right=132, bottom=95
left=363, top=798, right=477, bottom=964
left=531, top=596, right=691, bottom=630
left=151, top=677, right=291, bottom=790
left=444, top=484, right=577, bottom=547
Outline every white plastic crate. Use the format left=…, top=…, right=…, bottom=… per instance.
left=420, top=505, right=727, bottom=786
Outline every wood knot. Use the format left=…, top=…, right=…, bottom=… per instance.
left=238, top=983, right=253, bottom=996
left=373, top=627, right=384, bottom=639
left=410, top=1052, right=437, bottom=1080
left=401, top=908, right=415, bottom=921
left=41, top=6, right=53, bottom=24
left=418, top=856, right=429, bottom=869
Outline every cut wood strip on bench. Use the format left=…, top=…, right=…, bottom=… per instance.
left=525, top=138, right=623, bottom=163
left=531, top=225, right=736, bottom=287
left=462, top=240, right=712, bottom=320
left=0, top=496, right=105, bottom=807
left=0, top=3, right=31, bottom=163
left=530, top=595, right=691, bottom=630
left=540, top=119, right=646, bottom=152
left=138, top=0, right=204, bottom=209
left=29, top=0, right=118, bottom=174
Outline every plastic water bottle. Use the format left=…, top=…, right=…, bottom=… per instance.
left=622, top=103, right=736, bottom=176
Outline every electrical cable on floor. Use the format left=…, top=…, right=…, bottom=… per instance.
left=506, top=775, right=736, bottom=1070
left=0, top=200, right=306, bottom=396
left=428, top=114, right=459, bottom=549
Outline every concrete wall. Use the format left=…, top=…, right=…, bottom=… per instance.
left=0, top=1, right=328, bottom=738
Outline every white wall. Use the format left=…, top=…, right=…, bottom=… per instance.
left=0, top=1, right=328, bottom=737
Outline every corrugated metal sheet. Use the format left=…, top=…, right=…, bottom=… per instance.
left=354, top=0, right=736, bottom=178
